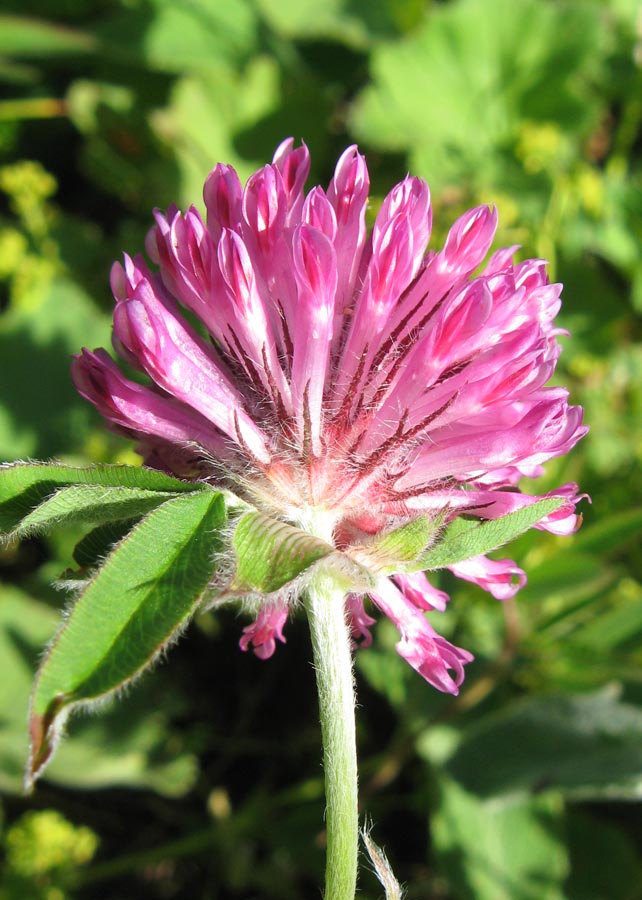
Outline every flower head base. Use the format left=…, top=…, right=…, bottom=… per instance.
left=73, top=140, right=587, bottom=695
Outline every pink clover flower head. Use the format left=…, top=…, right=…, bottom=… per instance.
left=72, top=139, right=587, bottom=695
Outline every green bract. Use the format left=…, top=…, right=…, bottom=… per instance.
left=231, top=511, right=335, bottom=594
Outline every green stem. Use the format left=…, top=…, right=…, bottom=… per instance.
left=305, top=571, right=359, bottom=900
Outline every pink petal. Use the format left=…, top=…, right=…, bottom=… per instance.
left=272, top=138, right=311, bottom=222
left=241, top=163, right=287, bottom=257
left=333, top=178, right=431, bottom=405
left=437, top=205, right=498, bottom=277
left=327, top=145, right=370, bottom=322
left=370, top=577, right=473, bottom=695
left=216, top=229, right=292, bottom=411
left=393, top=571, right=450, bottom=612
left=240, top=603, right=289, bottom=660
left=112, top=261, right=272, bottom=464
left=396, top=393, right=586, bottom=487
left=204, top=163, right=243, bottom=240
left=449, top=556, right=527, bottom=600
left=290, top=224, right=337, bottom=455
left=71, top=348, right=231, bottom=459
left=345, top=594, right=376, bottom=648
left=302, top=186, right=337, bottom=241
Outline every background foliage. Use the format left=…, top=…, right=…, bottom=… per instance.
left=0, top=0, right=641, bottom=897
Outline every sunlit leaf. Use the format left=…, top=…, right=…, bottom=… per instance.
left=410, top=498, right=565, bottom=570
left=0, top=585, right=197, bottom=796
left=351, top=0, right=602, bottom=188
left=28, top=490, right=225, bottom=786
left=94, top=0, right=257, bottom=71
left=570, top=507, right=642, bottom=555
left=0, top=461, right=200, bottom=534
left=431, top=774, right=568, bottom=900
left=5, top=484, right=181, bottom=540
left=0, top=277, right=110, bottom=460
left=157, top=59, right=281, bottom=208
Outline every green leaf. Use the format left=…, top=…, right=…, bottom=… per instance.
left=94, top=0, right=257, bottom=71
left=356, top=618, right=414, bottom=710
left=0, top=277, right=111, bottom=460
left=45, top=700, right=198, bottom=798
left=158, top=60, right=281, bottom=209
left=254, top=0, right=422, bottom=46
left=7, top=484, right=179, bottom=540
left=27, top=489, right=225, bottom=787
left=350, top=0, right=602, bottom=188
left=254, top=0, right=370, bottom=48
left=231, top=511, right=334, bottom=594
left=0, top=585, right=196, bottom=796
left=431, top=774, right=568, bottom=900
left=72, top=518, right=141, bottom=569
left=411, top=497, right=565, bottom=571
left=569, top=507, right=642, bottom=555
left=0, top=586, right=59, bottom=793
left=573, top=592, right=642, bottom=652
left=565, top=809, right=642, bottom=900
left=446, top=687, right=642, bottom=800
left=0, top=461, right=202, bottom=534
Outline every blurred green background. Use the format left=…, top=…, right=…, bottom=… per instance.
left=1, top=0, right=641, bottom=897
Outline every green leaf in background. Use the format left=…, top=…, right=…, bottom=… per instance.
left=255, top=0, right=362, bottom=45
left=155, top=59, right=281, bottom=208
left=411, top=497, right=565, bottom=571
left=431, top=775, right=568, bottom=900
left=94, top=0, right=257, bottom=71
left=231, top=511, right=334, bottom=595
left=569, top=506, right=642, bottom=555
left=571, top=586, right=642, bottom=655
left=255, top=0, right=424, bottom=46
left=0, top=3, right=257, bottom=71
left=0, top=586, right=59, bottom=793
left=446, top=687, right=642, bottom=800
left=0, top=277, right=111, bottom=460
left=355, top=617, right=415, bottom=710
left=0, top=461, right=201, bottom=534
left=571, top=344, right=642, bottom=477
left=28, top=489, right=225, bottom=786
left=0, top=586, right=196, bottom=796
left=44, top=700, right=198, bottom=798
left=565, top=808, right=642, bottom=900
left=350, top=0, right=602, bottom=189
left=0, top=14, right=95, bottom=57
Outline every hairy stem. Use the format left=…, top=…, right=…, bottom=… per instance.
left=305, top=570, right=359, bottom=900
